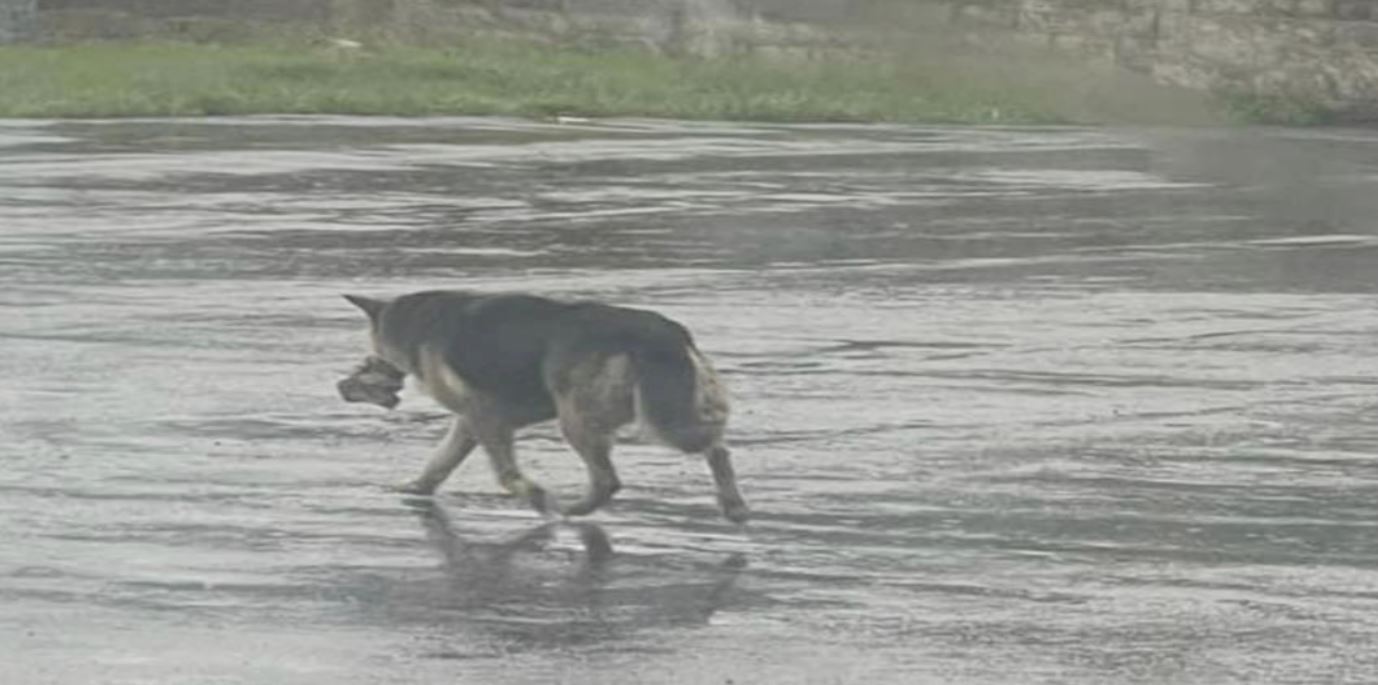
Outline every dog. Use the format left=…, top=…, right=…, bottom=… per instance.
left=340, top=290, right=748, bottom=523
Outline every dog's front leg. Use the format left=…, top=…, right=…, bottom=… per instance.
left=392, top=416, right=477, bottom=495
left=468, top=412, right=560, bottom=517
left=706, top=445, right=749, bottom=524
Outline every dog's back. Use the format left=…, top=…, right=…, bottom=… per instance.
left=375, top=291, right=721, bottom=435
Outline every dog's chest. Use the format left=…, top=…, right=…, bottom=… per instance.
left=416, top=346, right=472, bottom=412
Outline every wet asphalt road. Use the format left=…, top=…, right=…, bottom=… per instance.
left=2, top=117, right=1377, bottom=684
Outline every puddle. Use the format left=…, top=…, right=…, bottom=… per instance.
left=2, top=117, right=1377, bottom=684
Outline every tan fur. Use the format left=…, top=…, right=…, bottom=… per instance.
left=690, top=348, right=730, bottom=428
left=551, top=354, right=637, bottom=515
left=416, top=344, right=472, bottom=414
left=559, top=354, right=637, bottom=431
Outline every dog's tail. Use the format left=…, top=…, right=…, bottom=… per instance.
left=631, top=334, right=728, bottom=454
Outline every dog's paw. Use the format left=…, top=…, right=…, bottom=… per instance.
left=527, top=486, right=565, bottom=520
left=387, top=479, right=436, bottom=496
left=720, top=498, right=751, bottom=525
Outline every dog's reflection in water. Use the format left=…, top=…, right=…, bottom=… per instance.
left=402, top=499, right=748, bottom=648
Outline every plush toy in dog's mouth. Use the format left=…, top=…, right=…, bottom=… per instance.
left=337, top=356, right=405, bottom=409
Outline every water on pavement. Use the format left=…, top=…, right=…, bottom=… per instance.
left=2, top=117, right=1377, bottom=683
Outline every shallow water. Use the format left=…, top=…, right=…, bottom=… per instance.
left=2, top=117, right=1377, bottom=684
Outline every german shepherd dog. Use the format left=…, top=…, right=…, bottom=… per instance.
left=339, top=290, right=748, bottom=523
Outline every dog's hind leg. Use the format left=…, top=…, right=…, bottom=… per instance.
left=549, top=353, right=634, bottom=517
left=705, top=444, right=749, bottom=524
left=393, top=417, right=477, bottom=495
left=558, top=414, right=621, bottom=517
left=470, top=413, right=560, bottom=517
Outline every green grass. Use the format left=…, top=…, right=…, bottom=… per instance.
left=1219, top=91, right=1335, bottom=126
left=0, top=39, right=1118, bottom=123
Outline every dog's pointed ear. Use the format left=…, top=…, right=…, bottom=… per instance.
left=343, top=294, right=387, bottom=321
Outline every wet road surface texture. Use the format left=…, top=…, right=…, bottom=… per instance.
left=2, top=117, right=1377, bottom=683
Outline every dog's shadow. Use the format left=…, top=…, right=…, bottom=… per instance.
left=398, top=498, right=750, bottom=650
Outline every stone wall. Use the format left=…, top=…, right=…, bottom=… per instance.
left=17, top=0, right=1378, bottom=117
left=34, top=0, right=331, bottom=40
left=30, top=0, right=833, bottom=57
left=465, top=0, right=832, bottom=57
left=946, top=0, right=1378, bottom=119
left=0, top=0, right=36, bottom=43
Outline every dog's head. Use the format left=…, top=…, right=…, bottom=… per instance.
left=344, top=293, right=385, bottom=328
left=340, top=294, right=408, bottom=409
left=343, top=292, right=392, bottom=354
